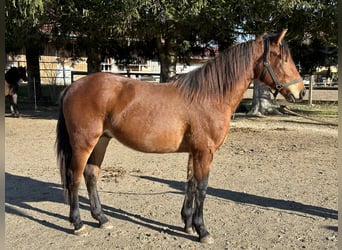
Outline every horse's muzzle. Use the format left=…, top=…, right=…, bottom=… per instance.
left=286, top=89, right=306, bottom=103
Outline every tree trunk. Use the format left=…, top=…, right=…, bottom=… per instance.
left=248, top=80, right=281, bottom=116
left=156, top=37, right=177, bottom=82
left=25, top=41, right=41, bottom=100
left=87, top=47, right=102, bottom=74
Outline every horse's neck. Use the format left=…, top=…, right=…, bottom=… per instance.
left=223, top=42, right=263, bottom=113
left=224, top=73, right=254, bottom=114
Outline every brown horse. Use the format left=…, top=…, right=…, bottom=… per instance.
left=56, top=30, right=305, bottom=243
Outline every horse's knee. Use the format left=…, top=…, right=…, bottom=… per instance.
left=84, top=164, right=100, bottom=185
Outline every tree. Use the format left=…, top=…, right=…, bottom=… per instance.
left=5, top=0, right=46, bottom=99
left=44, top=0, right=139, bottom=73
left=248, top=80, right=282, bottom=116
left=47, top=1, right=236, bottom=81
left=128, top=1, right=211, bottom=82
left=6, top=0, right=337, bottom=104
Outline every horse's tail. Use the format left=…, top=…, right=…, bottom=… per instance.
left=55, top=87, right=72, bottom=204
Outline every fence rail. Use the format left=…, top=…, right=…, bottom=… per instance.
left=70, top=70, right=338, bottom=102
left=71, top=70, right=161, bottom=83
left=6, top=60, right=338, bottom=102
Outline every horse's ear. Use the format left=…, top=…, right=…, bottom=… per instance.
left=276, top=29, right=288, bottom=45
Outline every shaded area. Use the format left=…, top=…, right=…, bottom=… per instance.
left=139, top=175, right=338, bottom=220
left=5, top=105, right=59, bottom=120
left=5, top=172, right=337, bottom=239
left=5, top=173, right=70, bottom=233
left=5, top=173, right=194, bottom=240
left=323, top=226, right=338, bottom=232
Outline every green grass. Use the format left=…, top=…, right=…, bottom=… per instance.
left=238, top=99, right=338, bottom=118
left=286, top=102, right=338, bottom=118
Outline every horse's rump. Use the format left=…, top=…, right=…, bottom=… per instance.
left=5, top=81, right=10, bottom=96
left=5, top=81, right=18, bottom=96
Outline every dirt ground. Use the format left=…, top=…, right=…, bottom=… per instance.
left=5, top=108, right=337, bottom=249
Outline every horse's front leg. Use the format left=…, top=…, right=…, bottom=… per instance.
left=84, top=164, right=112, bottom=228
left=84, top=135, right=113, bottom=229
left=191, top=149, right=214, bottom=244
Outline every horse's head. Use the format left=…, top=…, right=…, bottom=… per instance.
left=18, top=66, right=28, bottom=82
left=254, top=30, right=305, bottom=103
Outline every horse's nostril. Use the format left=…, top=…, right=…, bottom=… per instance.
left=286, top=93, right=296, bottom=103
left=300, top=89, right=306, bottom=99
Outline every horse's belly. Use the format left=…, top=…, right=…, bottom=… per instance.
left=107, top=122, right=187, bottom=153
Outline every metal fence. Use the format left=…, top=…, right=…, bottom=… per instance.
left=5, top=59, right=338, bottom=103
left=6, top=57, right=88, bottom=85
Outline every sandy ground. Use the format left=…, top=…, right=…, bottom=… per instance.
left=5, top=109, right=337, bottom=249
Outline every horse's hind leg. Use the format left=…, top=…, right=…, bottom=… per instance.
left=181, top=153, right=196, bottom=234
left=68, top=152, right=90, bottom=235
left=84, top=134, right=112, bottom=229
left=8, top=95, right=15, bottom=116
left=9, top=94, right=19, bottom=117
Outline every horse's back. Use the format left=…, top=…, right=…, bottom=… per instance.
left=63, top=72, right=180, bottom=116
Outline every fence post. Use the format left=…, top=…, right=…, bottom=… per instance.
left=33, top=77, right=37, bottom=111
left=62, top=61, right=66, bottom=86
left=308, top=75, right=314, bottom=106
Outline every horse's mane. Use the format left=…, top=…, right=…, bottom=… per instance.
left=171, top=40, right=255, bottom=102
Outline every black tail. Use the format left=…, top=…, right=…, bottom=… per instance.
left=55, top=87, right=72, bottom=204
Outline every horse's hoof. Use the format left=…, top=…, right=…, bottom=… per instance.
left=200, top=234, right=214, bottom=244
left=74, top=225, right=88, bottom=236
left=185, top=227, right=196, bottom=235
left=100, top=221, right=114, bottom=230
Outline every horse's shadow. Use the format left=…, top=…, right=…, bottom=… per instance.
left=4, top=173, right=196, bottom=240
left=5, top=172, right=72, bottom=233
left=139, top=176, right=338, bottom=221
left=5, top=107, right=59, bottom=120
left=5, top=172, right=337, bottom=238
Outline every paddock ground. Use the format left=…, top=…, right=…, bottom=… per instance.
left=5, top=108, right=337, bottom=249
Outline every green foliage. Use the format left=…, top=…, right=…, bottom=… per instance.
left=5, top=0, right=338, bottom=74
left=6, top=0, right=44, bottom=25
left=229, top=0, right=337, bottom=47
left=5, top=0, right=46, bottom=52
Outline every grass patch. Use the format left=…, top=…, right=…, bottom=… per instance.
left=237, top=99, right=338, bottom=118
left=285, top=102, right=338, bottom=118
